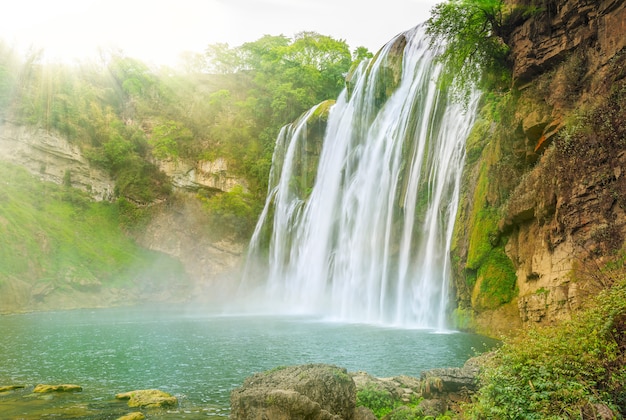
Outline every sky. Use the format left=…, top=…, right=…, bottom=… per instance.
left=0, top=0, right=440, bottom=67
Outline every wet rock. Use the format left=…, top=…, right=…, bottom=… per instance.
left=0, top=385, right=25, bottom=392
left=230, top=364, right=356, bottom=420
left=115, top=389, right=178, bottom=408
left=33, top=384, right=82, bottom=393
left=354, top=405, right=377, bottom=420
left=352, top=371, right=421, bottom=403
left=420, top=356, right=484, bottom=397
left=116, top=412, right=146, bottom=420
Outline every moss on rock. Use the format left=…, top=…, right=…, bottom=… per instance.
left=115, top=389, right=178, bottom=408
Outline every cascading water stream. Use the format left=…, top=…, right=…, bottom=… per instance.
left=242, top=25, right=479, bottom=329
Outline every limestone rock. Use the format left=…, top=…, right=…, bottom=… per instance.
left=508, top=0, right=626, bottom=81
left=351, top=371, right=421, bottom=404
left=230, top=364, right=356, bottom=420
left=354, top=405, right=377, bottom=420
left=115, top=389, right=178, bottom=408
left=156, top=156, right=248, bottom=193
left=420, top=356, right=484, bottom=397
left=116, top=412, right=146, bottom=420
left=366, top=33, right=407, bottom=109
left=33, top=384, right=82, bottom=393
left=0, top=122, right=114, bottom=201
left=132, top=193, right=244, bottom=302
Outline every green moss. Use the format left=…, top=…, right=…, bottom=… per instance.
left=464, top=117, right=491, bottom=166
left=466, top=162, right=500, bottom=270
left=199, top=185, right=260, bottom=240
left=331, top=368, right=352, bottom=384
left=476, top=247, right=518, bottom=310
left=452, top=306, right=476, bottom=331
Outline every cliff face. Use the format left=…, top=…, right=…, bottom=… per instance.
left=0, top=122, right=114, bottom=201
left=508, top=0, right=626, bottom=82
left=453, top=0, right=626, bottom=334
left=132, top=193, right=245, bottom=304
left=157, top=157, right=249, bottom=193
left=0, top=121, right=247, bottom=311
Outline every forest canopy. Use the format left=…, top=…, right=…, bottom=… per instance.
left=0, top=33, right=367, bottom=234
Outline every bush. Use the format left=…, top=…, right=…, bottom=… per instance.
left=467, top=277, right=626, bottom=418
left=200, top=185, right=260, bottom=240
left=356, top=386, right=398, bottom=418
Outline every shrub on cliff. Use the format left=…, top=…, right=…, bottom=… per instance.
left=466, top=276, right=626, bottom=418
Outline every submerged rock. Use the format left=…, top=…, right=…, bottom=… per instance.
left=116, top=412, right=146, bottom=420
left=115, top=389, right=178, bottom=408
left=33, top=384, right=82, bottom=393
left=230, top=363, right=356, bottom=420
left=0, top=385, right=25, bottom=392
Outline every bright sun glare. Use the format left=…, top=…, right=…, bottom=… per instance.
left=2, top=0, right=438, bottom=67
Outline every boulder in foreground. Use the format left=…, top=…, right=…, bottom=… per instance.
left=230, top=363, right=356, bottom=420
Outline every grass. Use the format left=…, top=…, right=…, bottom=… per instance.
left=0, top=163, right=187, bottom=290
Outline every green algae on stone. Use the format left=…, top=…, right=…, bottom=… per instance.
left=33, top=384, right=83, bottom=393
left=116, top=412, right=146, bottom=420
left=0, top=385, right=25, bottom=392
left=115, top=389, right=178, bottom=408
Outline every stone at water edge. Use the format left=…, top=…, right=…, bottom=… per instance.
left=115, top=389, right=178, bottom=408
left=419, top=353, right=490, bottom=397
left=230, top=363, right=356, bottom=420
left=0, top=385, right=25, bottom=392
left=116, top=412, right=146, bottom=420
left=33, top=384, right=83, bottom=393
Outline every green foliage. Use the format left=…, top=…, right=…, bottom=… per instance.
left=356, top=386, right=398, bottom=418
left=356, top=385, right=444, bottom=420
left=199, top=186, right=260, bottom=240
left=426, top=0, right=511, bottom=103
left=204, top=32, right=356, bottom=194
left=149, top=120, right=194, bottom=159
left=2, top=30, right=362, bottom=219
left=0, top=163, right=187, bottom=288
left=467, top=277, right=626, bottom=418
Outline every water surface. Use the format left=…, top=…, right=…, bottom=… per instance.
left=0, top=306, right=497, bottom=418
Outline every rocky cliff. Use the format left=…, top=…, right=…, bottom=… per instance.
left=0, top=121, right=114, bottom=200
left=132, top=193, right=245, bottom=304
left=453, top=0, right=626, bottom=334
left=0, top=120, right=247, bottom=311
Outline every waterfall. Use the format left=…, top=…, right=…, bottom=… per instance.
left=242, top=25, right=479, bottom=329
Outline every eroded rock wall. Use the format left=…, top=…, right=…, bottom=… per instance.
left=454, top=0, right=626, bottom=334
left=0, top=122, right=114, bottom=200
left=132, top=193, right=245, bottom=304
left=508, top=0, right=626, bottom=82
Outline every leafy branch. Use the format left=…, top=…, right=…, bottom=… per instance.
left=425, top=0, right=512, bottom=103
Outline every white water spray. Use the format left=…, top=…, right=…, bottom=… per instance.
left=243, top=26, right=479, bottom=329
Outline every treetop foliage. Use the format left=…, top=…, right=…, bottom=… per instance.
left=0, top=32, right=364, bottom=234
left=425, top=0, right=512, bottom=102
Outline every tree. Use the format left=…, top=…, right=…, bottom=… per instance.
left=352, top=46, right=373, bottom=62
left=425, top=0, right=511, bottom=102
